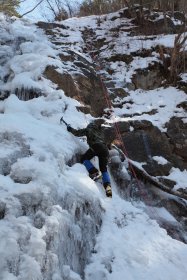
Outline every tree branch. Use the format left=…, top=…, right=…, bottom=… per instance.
left=46, top=0, right=58, bottom=17
left=20, top=0, right=45, bottom=17
left=112, top=144, right=187, bottom=201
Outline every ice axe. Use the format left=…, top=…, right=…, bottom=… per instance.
left=60, top=116, right=69, bottom=127
left=60, top=102, right=69, bottom=126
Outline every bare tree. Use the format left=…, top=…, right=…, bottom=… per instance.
left=18, top=0, right=187, bottom=20
left=45, top=0, right=76, bottom=19
left=79, top=0, right=128, bottom=16
left=170, top=32, right=187, bottom=84
left=20, top=0, right=45, bottom=17
left=19, top=0, right=77, bottom=20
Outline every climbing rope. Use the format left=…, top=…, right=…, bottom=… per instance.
left=91, top=39, right=185, bottom=243
left=90, top=50, right=149, bottom=194
left=83, top=25, right=182, bottom=224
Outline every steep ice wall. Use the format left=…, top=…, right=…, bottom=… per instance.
left=0, top=14, right=103, bottom=280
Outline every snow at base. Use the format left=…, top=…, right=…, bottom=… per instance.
left=0, top=13, right=187, bottom=280
left=86, top=195, right=187, bottom=280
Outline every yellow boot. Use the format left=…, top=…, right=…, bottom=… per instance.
left=104, top=184, right=112, bottom=197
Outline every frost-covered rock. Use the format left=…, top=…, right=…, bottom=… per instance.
left=0, top=132, right=31, bottom=176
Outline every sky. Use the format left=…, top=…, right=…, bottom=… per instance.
left=18, top=0, right=83, bottom=21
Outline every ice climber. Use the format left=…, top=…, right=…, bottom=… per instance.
left=64, top=119, right=112, bottom=197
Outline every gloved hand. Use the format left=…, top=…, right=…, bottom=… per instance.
left=67, top=125, right=72, bottom=132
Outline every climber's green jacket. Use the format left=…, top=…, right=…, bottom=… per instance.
left=67, top=121, right=105, bottom=148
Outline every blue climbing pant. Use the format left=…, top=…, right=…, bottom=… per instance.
left=81, top=143, right=111, bottom=185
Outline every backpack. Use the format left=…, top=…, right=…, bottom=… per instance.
left=86, top=122, right=105, bottom=147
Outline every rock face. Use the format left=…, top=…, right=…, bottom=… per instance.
left=73, top=70, right=106, bottom=116
left=123, top=120, right=185, bottom=172
left=108, top=147, right=187, bottom=243
left=122, top=127, right=169, bottom=162
left=166, top=117, right=187, bottom=163
left=127, top=9, right=178, bottom=35
left=104, top=120, right=185, bottom=177
left=39, top=9, right=187, bottom=185
left=107, top=53, right=133, bottom=64
left=37, top=21, right=68, bottom=35
left=37, top=22, right=108, bottom=117
left=132, top=64, right=164, bottom=90
left=44, top=56, right=107, bottom=117
left=44, top=66, right=78, bottom=98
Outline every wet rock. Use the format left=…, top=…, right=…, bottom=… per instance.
left=104, top=80, right=115, bottom=88
left=61, top=50, right=94, bottom=67
left=177, top=188, right=187, bottom=195
left=178, top=80, right=187, bottom=93
left=119, top=8, right=135, bottom=19
left=151, top=16, right=176, bottom=34
left=173, top=11, right=185, bottom=23
left=158, top=178, right=176, bottom=189
left=37, top=21, right=68, bottom=32
left=106, top=53, right=133, bottom=64
left=13, top=87, right=41, bottom=101
left=37, top=21, right=68, bottom=37
left=125, top=82, right=136, bottom=91
left=177, top=101, right=187, bottom=111
left=34, top=211, right=46, bottom=229
left=160, top=198, right=187, bottom=223
left=142, top=159, right=172, bottom=176
left=159, top=220, right=186, bottom=243
left=149, top=12, right=160, bottom=21
left=110, top=88, right=129, bottom=103
left=10, top=172, right=32, bottom=184
left=119, top=121, right=184, bottom=173
left=166, top=117, right=187, bottom=162
left=0, top=90, right=9, bottom=100
left=116, top=121, right=130, bottom=133
left=95, top=37, right=106, bottom=50
left=59, top=52, right=73, bottom=62
left=130, top=120, right=153, bottom=130
left=132, top=14, right=176, bottom=35
left=0, top=158, right=11, bottom=176
left=0, top=201, right=6, bottom=219
left=131, top=48, right=153, bottom=58
left=132, top=63, right=164, bottom=90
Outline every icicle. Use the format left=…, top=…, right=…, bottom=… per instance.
left=14, top=87, right=41, bottom=101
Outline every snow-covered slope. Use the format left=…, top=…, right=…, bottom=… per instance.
left=85, top=196, right=187, bottom=280
left=0, top=11, right=187, bottom=280
left=60, top=12, right=187, bottom=191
